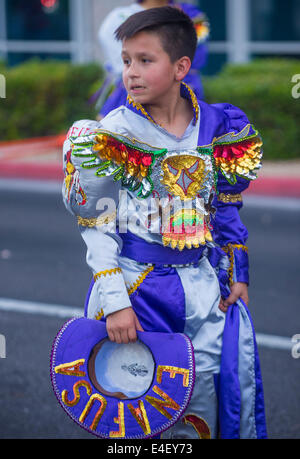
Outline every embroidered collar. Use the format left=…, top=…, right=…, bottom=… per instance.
left=125, top=82, right=199, bottom=127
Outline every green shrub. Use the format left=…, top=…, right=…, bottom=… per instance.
left=203, top=59, right=300, bottom=160
left=0, top=57, right=299, bottom=160
left=0, top=59, right=103, bottom=140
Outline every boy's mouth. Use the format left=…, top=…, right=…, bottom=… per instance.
left=130, top=85, right=146, bottom=93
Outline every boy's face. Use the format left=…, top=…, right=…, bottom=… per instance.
left=121, top=31, right=182, bottom=106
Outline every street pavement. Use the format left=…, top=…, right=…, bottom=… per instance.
left=0, top=136, right=299, bottom=440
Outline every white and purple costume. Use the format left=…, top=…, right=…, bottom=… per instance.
left=63, top=83, right=267, bottom=439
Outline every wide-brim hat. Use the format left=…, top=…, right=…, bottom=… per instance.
left=50, top=317, right=195, bottom=439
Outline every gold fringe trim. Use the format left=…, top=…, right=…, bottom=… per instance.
left=127, top=82, right=199, bottom=125
left=93, top=267, right=122, bottom=281
left=217, top=193, right=243, bottom=204
left=94, top=309, right=104, bottom=321
left=222, top=243, right=248, bottom=286
left=127, top=266, right=154, bottom=296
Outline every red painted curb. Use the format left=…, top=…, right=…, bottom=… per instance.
left=0, top=162, right=300, bottom=198
left=245, top=177, right=300, bottom=198
left=0, top=134, right=65, bottom=149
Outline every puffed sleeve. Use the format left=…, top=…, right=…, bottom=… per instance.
left=63, top=120, right=132, bottom=318
left=211, top=104, right=263, bottom=285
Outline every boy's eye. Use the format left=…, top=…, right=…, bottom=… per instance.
left=142, top=58, right=151, bottom=63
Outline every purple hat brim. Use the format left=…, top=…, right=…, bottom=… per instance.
left=50, top=317, right=195, bottom=439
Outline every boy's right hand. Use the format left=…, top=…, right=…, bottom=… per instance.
left=106, top=307, right=144, bottom=344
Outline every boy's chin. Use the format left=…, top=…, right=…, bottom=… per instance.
left=129, top=94, right=151, bottom=105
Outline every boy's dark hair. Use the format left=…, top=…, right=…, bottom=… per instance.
left=115, top=6, right=197, bottom=63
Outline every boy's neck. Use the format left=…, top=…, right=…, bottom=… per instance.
left=144, top=85, right=194, bottom=138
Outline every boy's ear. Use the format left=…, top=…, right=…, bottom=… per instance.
left=175, top=56, right=192, bottom=82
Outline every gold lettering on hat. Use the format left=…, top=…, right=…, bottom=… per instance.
left=55, top=359, right=86, bottom=377
left=128, top=400, right=151, bottom=435
left=145, top=386, right=180, bottom=419
left=156, top=365, right=190, bottom=387
left=109, top=402, right=125, bottom=438
left=79, top=393, right=107, bottom=431
left=61, top=380, right=92, bottom=407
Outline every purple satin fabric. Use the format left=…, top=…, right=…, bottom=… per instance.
left=129, top=265, right=186, bottom=333
left=100, top=80, right=128, bottom=117
left=218, top=303, right=241, bottom=438
left=119, top=230, right=205, bottom=265
left=234, top=249, right=250, bottom=284
left=244, top=303, right=268, bottom=439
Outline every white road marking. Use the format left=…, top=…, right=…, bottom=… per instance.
left=244, top=194, right=300, bottom=211
left=0, top=297, right=83, bottom=319
left=0, top=297, right=294, bottom=352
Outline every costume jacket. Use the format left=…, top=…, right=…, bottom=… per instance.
left=62, top=83, right=267, bottom=439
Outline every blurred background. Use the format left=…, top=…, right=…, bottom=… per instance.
left=0, top=0, right=300, bottom=440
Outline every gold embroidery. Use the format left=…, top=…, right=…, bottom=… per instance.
left=217, top=193, right=243, bottom=203
left=55, top=359, right=86, bottom=377
left=79, top=393, right=107, bottom=431
left=161, top=155, right=207, bottom=200
left=145, top=386, right=180, bottom=420
left=109, top=402, right=125, bottom=438
left=127, top=266, right=154, bottom=296
left=61, top=380, right=92, bottom=407
left=222, top=243, right=248, bottom=286
left=156, top=365, right=190, bottom=387
left=77, top=211, right=117, bottom=228
left=94, top=267, right=122, bottom=281
left=128, top=400, right=151, bottom=436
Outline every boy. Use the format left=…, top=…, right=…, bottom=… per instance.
left=63, top=7, right=267, bottom=439
left=96, top=0, right=209, bottom=118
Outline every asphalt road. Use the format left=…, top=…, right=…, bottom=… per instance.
left=0, top=182, right=299, bottom=439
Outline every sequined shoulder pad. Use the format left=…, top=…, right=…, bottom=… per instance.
left=213, top=124, right=263, bottom=184
left=70, top=130, right=167, bottom=198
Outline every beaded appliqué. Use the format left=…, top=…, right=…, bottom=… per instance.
left=71, top=131, right=166, bottom=199
left=217, top=193, right=242, bottom=204
left=213, top=126, right=263, bottom=184
left=64, top=149, right=87, bottom=205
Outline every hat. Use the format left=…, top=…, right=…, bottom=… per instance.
left=50, top=317, right=195, bottom=439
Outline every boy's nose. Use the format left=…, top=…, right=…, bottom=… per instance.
left=127, top=62, right=139, bottom=78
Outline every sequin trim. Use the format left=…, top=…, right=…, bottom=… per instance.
left=213, top=133, right=263, bottom=184
left=77, top=212, right=117, bottom=228
left=217, top=193, right=242, bottom=203
left=222, top=243, right=248, bottom=286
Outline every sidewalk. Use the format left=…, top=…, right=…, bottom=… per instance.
left=0, top=136, right=300, bottom=198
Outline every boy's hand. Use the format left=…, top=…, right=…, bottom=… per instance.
left=106, top=307, right=144, bottom=344
left=219, top=282, right=249, bottom=313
